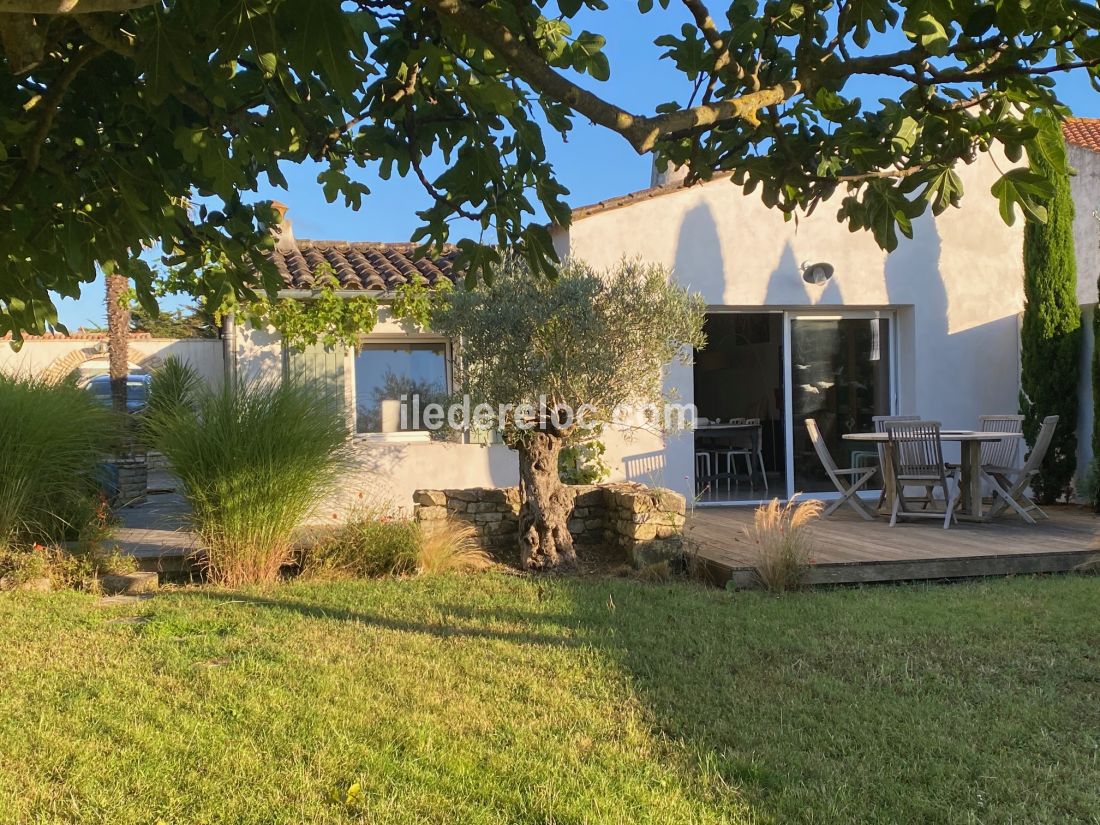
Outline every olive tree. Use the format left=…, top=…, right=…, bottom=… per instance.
left=431, top=257, right=705, bottom=570
left=2, top=1, right=1099, bottom=337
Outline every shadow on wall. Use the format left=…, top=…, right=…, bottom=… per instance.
left=886, top=211, right=1022, bottom=453
left=622, top=451, right=666, bottom=486
left=674, top=202, right=728, bottom=305
left=764, top=241, right=813, bottom=307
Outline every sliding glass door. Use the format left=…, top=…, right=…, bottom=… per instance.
left=786, top=315, right=894, bottom=494
left=694, top=309, right=895, bottom=504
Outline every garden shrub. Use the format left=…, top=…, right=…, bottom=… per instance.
left=415, top=521, right=490, bottom=576
left=558, top=437, right=610, bottom=485
left=1020, top=156, right=1080, bottom=503
left=146, top=379, right=349, bottom=586
left=0, top=374, right=115, bottom=547
left=302, top=504, right=421, bottom=579
left=302, top=506, right=489, bottom=579
left=140, top=356, right=202, bottom=446
left=0, top=541, right=136, bottom=592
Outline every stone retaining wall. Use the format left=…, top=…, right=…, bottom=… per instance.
left=413, top=483, right=685, bottom=567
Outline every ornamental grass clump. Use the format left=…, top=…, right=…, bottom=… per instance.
left=302, top=506, right=489, bottom=579
left=0, top=374, right=114, bottom=547
left=148, top=379, right=348, bottom=586
left=414, top=521, right=490, bottom=576
left=301, top=502, right=421, bottom=579
left=746, top=497, right=823, bottom=593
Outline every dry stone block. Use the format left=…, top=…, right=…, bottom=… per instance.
left=444, top=489, right=480, bottom=503
left=467, top=501, right=501, bottom=514
left=655, top=490, right=687, bottom=515
left=101, top=571, right=158, bottom=596
left=632, top=538, right=683, bottom=568
left=621, top=522, right=657, bottom=541
left=413, top=490, right=447, bottom=507
left=416, top=506, right=448, bottom=521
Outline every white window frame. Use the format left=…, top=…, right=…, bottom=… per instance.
left=347, top=334, right=454, bottom=442
left=696, top=307, right=898, bottom=506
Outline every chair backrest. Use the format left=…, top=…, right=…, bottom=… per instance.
left=805, top=418, right=839, bottom=476
left=886, top=420, right=946, bottom=479
left=872, top=415, right=920, bottom=465
left=978, top=414, right=1024, bottom=467
left=1018, top=415, right=1059, bottom=481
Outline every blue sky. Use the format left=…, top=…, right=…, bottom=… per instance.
left=56, top=6, right=1100, bottom=328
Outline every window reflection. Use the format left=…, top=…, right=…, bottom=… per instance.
left=355, top=343, right=447, bottom=433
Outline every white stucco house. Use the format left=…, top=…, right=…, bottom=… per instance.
left=225, top=120, right=1100, bottom=510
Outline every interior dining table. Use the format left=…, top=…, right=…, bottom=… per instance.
left=694, top=421, right=765, bottom=490
left=842, top=429, right=1024, bottom=521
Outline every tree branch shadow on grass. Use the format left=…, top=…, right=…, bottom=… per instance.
left=184, top=589, right=593, bottom=649
left=181, top=582, right=758, bottom=819
left=181, top=575, right=1100, bottom=824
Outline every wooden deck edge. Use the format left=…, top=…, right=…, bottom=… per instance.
left=705, top=550, right=1100, bottom=589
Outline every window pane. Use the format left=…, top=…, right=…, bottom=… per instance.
left=791, top=317, right=892, bottom=493
left=355, top=343, right=447, bottom=433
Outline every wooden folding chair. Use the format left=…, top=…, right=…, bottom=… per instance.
left=985, top=415, right=1058, bottom=524
left=805, top=418, right=877, bottom=520
left=872, top=414, right=921, bottom=509
left=978, top=414, right=1025, bottom=468
left=885, top=420, right=960, bottom=529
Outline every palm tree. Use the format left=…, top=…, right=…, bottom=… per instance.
left=104, top=264, right=148, bottom=506
left=105, top=268, right=130, bottom=417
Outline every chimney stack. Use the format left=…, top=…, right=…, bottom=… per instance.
left=650, top=160, right=690, bottom=188
left=270, top=200, right=295, bottom=250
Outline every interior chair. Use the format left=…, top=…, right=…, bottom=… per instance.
left=718, top=418, right=768, bottom=494
left=694, top=451, right=712, bottom=496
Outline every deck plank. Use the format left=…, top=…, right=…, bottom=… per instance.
left=687, top=504, right=1099, bottom=586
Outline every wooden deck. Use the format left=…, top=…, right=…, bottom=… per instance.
left=688, top=504, right=1100, bottom=587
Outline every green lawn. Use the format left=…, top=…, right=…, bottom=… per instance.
left=1, top=574, right=1098, bottom=824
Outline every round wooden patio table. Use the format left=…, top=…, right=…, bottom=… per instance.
left=842, top=430, right=1023, bottom=521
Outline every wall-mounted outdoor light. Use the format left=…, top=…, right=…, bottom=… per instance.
left=801, top=261, right=835, bottom=285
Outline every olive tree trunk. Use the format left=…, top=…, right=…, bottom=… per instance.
left=517, top=431, right=576, bottom=570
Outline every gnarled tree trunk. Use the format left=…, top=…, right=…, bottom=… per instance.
left=517, top=431, right=576, bottom=570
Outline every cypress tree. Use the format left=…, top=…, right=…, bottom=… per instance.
left=1092, top=283, right=1100, bottom=509
left=1020, top=157, right=1080, bottom=504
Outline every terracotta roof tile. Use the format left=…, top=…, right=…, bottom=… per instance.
left=568, top=180, right=693, bottom=221
left=2, top=330, right=153, bottom=341
left=265, top=240, right=459, bottom=292
left=1064, top=118, right=1100, bottom=153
